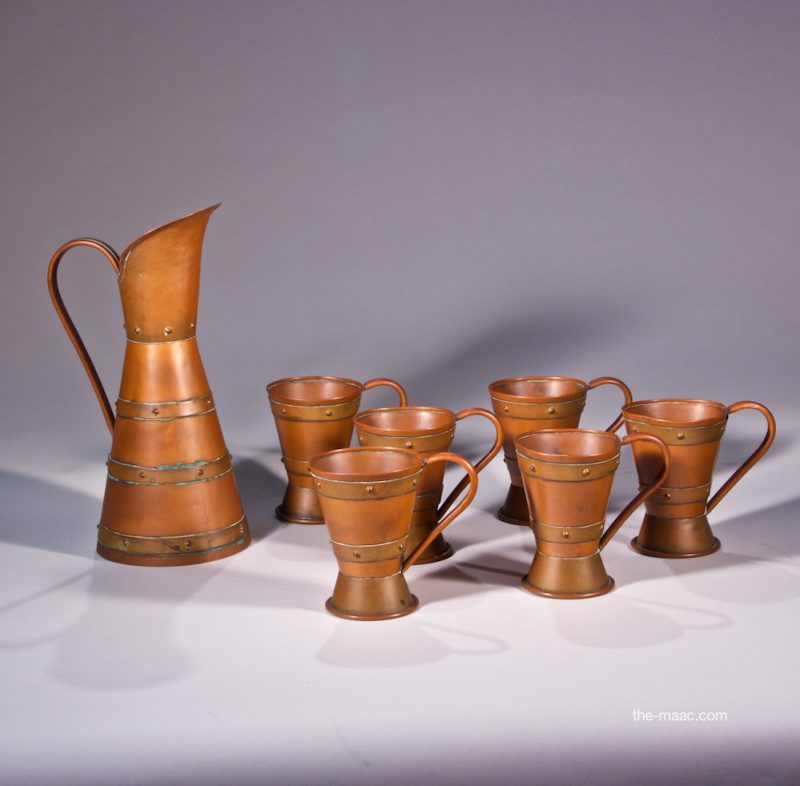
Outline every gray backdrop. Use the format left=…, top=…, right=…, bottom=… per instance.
left=1, top=1, right=799, bottom=784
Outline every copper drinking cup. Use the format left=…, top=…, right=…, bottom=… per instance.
left=309, top=447, right=479, bottom=620
left=267, top=376, right=408, bottom=524
left=622, top=399, right=776, bottom=558
left=489, top=376, right=633, bottom=525
left=353, top=406, right=502, bottom=563
left=515, top=429, right=671, bottom=598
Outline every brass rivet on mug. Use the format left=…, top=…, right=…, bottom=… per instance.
left=197, top=469, right=204, bottom=476
left=152, top=407, right=160, bottom=415
left=503, top=406, right=509, bottom=413
left=353, top=550, right=361, bottom=559
left=529, top=464, right=536, bottom=472
left=139, top=471, right=146, bottom=479
left=164, top=326, right=173, bottom=335
left=562, top=530, right=570, bottom=539
left=366, top=486, right=374, bottom=493
left=316, top=482, right=321, bottom=488
left=134, top=326, right=141, bottom=334
left=186, top=541, right=192, bottom=549
left=677, top=432, right=685, bottom=440
left=548, top=407, right=556, bottom=415
left=325, top=409, right=332, bottom=416
left=582, top=468, right=590, bottom=476
left=405, top=441, right=413, bottom=449
left=281, top=407, right=287, bottom=414
left=664, top=491, right=671, bottom=499
left=122, top=539, right=129, bottom=547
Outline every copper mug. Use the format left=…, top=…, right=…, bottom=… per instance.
left=515, top=429, right=671, bottom=598
left=309, top=447, right=478, bottom=620
left=267, top=376, right=408, bottom=524
left=489, top=376, right=633, bottom=525
left=353, top=406, right=502, bottom=563
left=622, top=399, right=777, bottom=558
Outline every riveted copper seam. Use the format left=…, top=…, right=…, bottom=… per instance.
left=269, top=398, right=361, bottom=422
left=488, top=396, right=586, bottom=420
left=516, top=453, right=621, bottom=481
left=641, top=483, right=712, bottom=504
left=98, top=515, right=246, bottom=556
left=315, top=469, right=423, bottom=500
left=115, top=391, right=215, bottom=421
left=534, top=520, right=606, bottom=543
left=330, top=536, right=408, bottom=562
left=625, top=418, right=726, bottom=445
left=107, top=454, right=232, bottom=485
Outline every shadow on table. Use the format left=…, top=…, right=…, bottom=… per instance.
left=316, top=617, right=507, bottom=669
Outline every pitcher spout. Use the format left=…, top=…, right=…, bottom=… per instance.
left=118, top=204, right=220, bottom=343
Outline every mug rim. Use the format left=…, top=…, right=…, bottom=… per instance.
left=515, top=428, right=621, bottom=463
left=309, top=446, right=423, bottom=482
left=622, top=398, right=727, bottom=428
left=488, top=376, right=588, bottom=404
left=354, top=406, right=455, bottom=436
left=267, top=375, right=363, bottom=405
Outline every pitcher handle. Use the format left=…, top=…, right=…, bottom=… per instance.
left=403, top=452, right=478, bottom=571
left=363, top=377, right=408, bottom=406
left=599, top=434, right=671, bottom=550
left=47, top=238, right=121, bottom=434
left=588, top=376, right=633, bottom=433
left=706, top=401, right=776, bottom=514
left=438, top=408, right=502, bottom=518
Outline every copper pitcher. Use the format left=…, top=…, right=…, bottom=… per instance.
left=309, top=447, right=478, bottom=620
left=47, top=206, right=250, bottom=566
left=353, top=406, right=502, bottom=563
left=622, top=399, right=776, bottom=557
left=515, top=429, right=670, bottom=598
left=489, top=376, right=632, bottom=525
left=267, top=376, right=407, bottom=524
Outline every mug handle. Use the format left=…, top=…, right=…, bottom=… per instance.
left=363, top=378, right=408, bottom=406
left=599, top=434, right=671, bottom=551
left=47, top=238, right=122, bottom=434
left=403, top=452, right=478, bottom=571
left=706, top=401, right=776, bottom=514
left=438, top=408, right=503, bottom=518
left=588, top=376, right=633, bottom=433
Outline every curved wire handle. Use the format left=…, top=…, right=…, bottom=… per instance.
left=438, top=407, right=502, bottom=518
left=403, top=452, right=478, bottom=571
left=599, top=433, right=671, bottom=551
left=588, top=376, right=633, bottom=433
left=47, top=238, right=121, bottom=434
left=363, top=378, right=408, bottom=406
left=706, top=401, right=777, bottom=513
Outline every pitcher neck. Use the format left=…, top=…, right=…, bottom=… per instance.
left=118, top=205, right=219, bottom=342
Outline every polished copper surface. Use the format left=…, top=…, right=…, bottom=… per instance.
left=309, top=447, right=478, bottom=620
left=622, top=398, right=776, bottom=558
left=47, top=206, right=250, bottom=566
left=268, top=376, right=408, bottom=524
left=489, top=375, right=633, bottom=525
left=515, top=429, right=670, bottom=598
left=353, top=406, right=502, bottom=563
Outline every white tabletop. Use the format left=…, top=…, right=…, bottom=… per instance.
left=1, top=419, right=798, bottom=786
